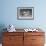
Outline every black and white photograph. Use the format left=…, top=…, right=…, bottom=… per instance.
left=17, top=7, right=34, bottom=20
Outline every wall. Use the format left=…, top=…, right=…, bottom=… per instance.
left=0, top=0, right=46, bottom=44
left=0, top=0, right=46, bottom=29
left=0, top=0, right=46, bottom=30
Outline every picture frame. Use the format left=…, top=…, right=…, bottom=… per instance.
left=17, top=7, right=34, bottom=20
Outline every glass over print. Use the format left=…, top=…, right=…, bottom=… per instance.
left=17, top=7, right=34, bottom=20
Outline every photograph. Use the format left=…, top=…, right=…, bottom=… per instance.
left=17, top=7, right=34, bottom=20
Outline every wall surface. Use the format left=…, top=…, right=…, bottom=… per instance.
left=0, top=0, right=46, bottom=30
left=0, top=0, right=46, bottom=44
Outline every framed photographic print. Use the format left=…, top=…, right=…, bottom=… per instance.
left=17, top=7, right=34, bottom=20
